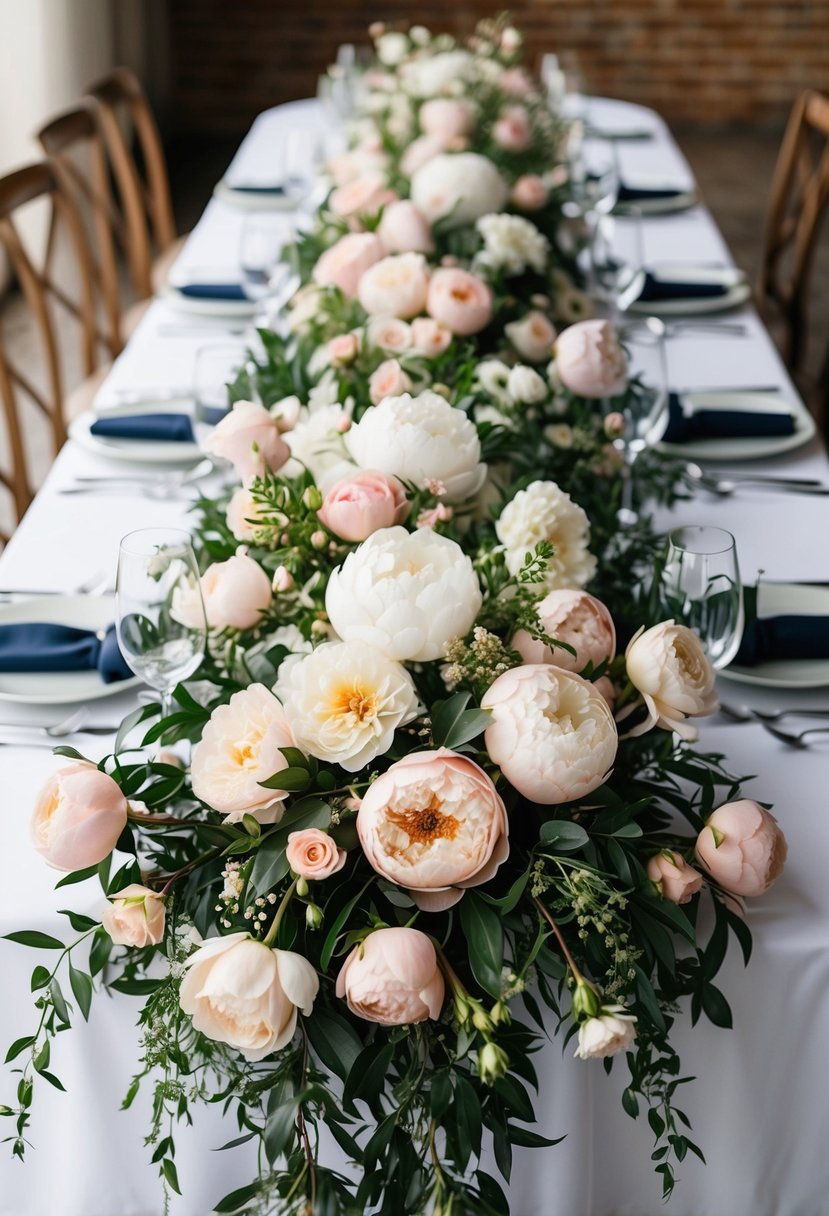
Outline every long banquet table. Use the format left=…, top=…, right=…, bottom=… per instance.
left=1, top=96, right=828, bottom=1216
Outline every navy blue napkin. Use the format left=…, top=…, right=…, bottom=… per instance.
left=176, top=283, right=249, bottom=301
left=661, top=393, right=795, bottom=444
left=228, top=183, right=287, bottom=195
left=617, top=182, right=686, bottom=203
left=0, top=623, right=132, bottom=683
left=636, top=273, right=729, bottom=303
left=90, top=413, right=195, bottom=443
left=734, top=586, right=829, bottom=666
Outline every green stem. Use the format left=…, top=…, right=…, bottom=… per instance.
left=533, top=896, right=586, bottom=985
left=262, top=878, right=298, bottom=947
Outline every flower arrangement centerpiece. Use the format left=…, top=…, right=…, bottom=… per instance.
left=3, top=17, right=786, bottom=1216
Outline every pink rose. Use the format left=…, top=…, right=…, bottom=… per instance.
left=327, top=333, right=360, bottom=367
left=329, top=172, right=396, bottom=221
left=512, top=589, right=616, bottom=674
left=313, top=232, right=386, bottom=298
left=317, top=469, right=409, bottom=541
left=504, top=310, right=556, bottom=362
left=102, top=883, right=166, bottom=947
left=511, top=173, right=548, bottom=211
left=358, top=252, right=430, bottom=319
left=286, top=828, right=347, bottom=881
left=32, top=764, right=128, bottom=871
left=420, top=98, right=475, bottom=144
left=206, top=400, right=290, bottom=485
left=411, top=316, right=453, bottom=357
left=647, top=852, right=703, bottom=905
left=427, top=267, right=493, bottom=336
left=500, top=67, right=533, bottom=96
left=400, top=134, right=445, bottom=177
left=336, top=927, right=445, bottom=1025
left=357, top=749, right=509, bottom=911
left=696, top=800, right=787, bottom=897
left=377, top=200, right=435, bottom=254
left=326, top=145, right=388, bottom=186
left=554, top=319, right=629, bottom=398
left=492, top=105, right=532, bottom=152
left=174, top=552, right=271, bottom=633
left=368, top=358, right=412, bottom=404
left=366, top=316, right=412, bottom=352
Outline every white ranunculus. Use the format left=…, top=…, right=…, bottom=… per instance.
left=575, top=1005, right=637, bottom=1060
left=410, top=153, right=509, bottom=230
left=476, top=213, right=549, bottom=276
left=345, top=390, right=486, bottom=503
left=325, top=526, right=482, bottom=662
left=275, top=640, right=420, bottom=771
left=284, top=404, right=352, bottom=487
left=482, top=664, right=617, bottom=804
left=376, top=31, right=409, bottom=66
left=476, top=360, right=512, bottom=405
left=495, top=480, right=597, bottom=590
left=401, top=50, right=473, bottom=97
left=624, top=621, right=718, bottom=741
left=506, top=365, right=547, bottom=405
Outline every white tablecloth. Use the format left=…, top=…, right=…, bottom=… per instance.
left=1, top=96, right=827, bottom=1216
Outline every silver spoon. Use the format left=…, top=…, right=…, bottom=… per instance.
left=720, top=702, right=829, bottom=724
left=684, top=462, right=823, bottom=489
left=762, top=723, right=829, bottom=748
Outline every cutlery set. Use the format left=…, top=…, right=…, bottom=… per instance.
left=719, top=702, right=829, bottom=747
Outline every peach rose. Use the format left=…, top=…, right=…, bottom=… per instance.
left=420, top=98, right=475, bottom=144
left=411, top=317, right=453, bottom=357
left=327, top=145, right=388, bottom=186
left=102, top=884, right=166, bottom=947
left=493, top=105, right=532, bottom=152
left=696, top=800, right=787, bottom=897
left=554, top=319, right=629, bottom=398
left=512, top=589, right=616, bottom=674
left=31, top=763, right=128, bottom=872
left=194, top=552, right=272, bottom=633
left=313, top=232, right=386, bottom=298
left=368, top=358, right=412, bottom=404
left=501, top=67, right=533, bottom=96
left=505, top=310, right=556, bottom=362
left=286, top=828, right=347, bottom=881
left=327, top=333, right=360, bottom=367
left=511, top=173, right=548, bottom=211
left=647, top=851, right=703, bottom=905
left=427, top=267, right=493, bottom=336
left=357, top=749, right=509, bottom=911
left=329, top=172, right=396, bottom=221
left=366, top=316, right=412, bottom=352
left=400, top=134, right=445, bottom=177
left=625, top=620, right=718, bottom=741
left=358, top=253, right=430, bottom=319
left=336, top=927, right=445, bottom=1025
left=226, top=486, right=268, bottom=542
left=206, top=400, right=290, bottom=485
left=318, top=469, right=409, bottom=541
left=377, top=200, right=435, bottom=254
left=191, top=683, right=298, bottom=822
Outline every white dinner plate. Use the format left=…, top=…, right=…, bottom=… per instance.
left=656, top=389, right=816, bottom=461
left=626, top=262, right=752, bottom=316
left=213, top=179, right=303, bottom=212
left=160, top=284, right=260, bottom=319
left=69, top=403, right=204, bottom=466
left=615, top=178, right=698, bottom=215
left=0, top=595, right=140, bottom=705
left=722, top=583, right=829, bottom=689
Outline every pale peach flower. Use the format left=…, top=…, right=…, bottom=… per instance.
left=554, top=319, right=629, bottom=398
left=336, top=927, right=444, bottom=1025
left=286, top=828, right=347, bottom=881
left=102, top=884, right=166, bottom=947
left=500, top=66, right=532, bottom=95
left=206, top=401, right=290, bottom=485
left=419, top=97, right=475, bottom=144
left=358, top=252, right=430, bottom=319
left=226, top=487, right=268, bottom=542
left=511, top=173, right=548, bottom=210
left=505, top=310, right=557, bottom=362
left=647, top=851, right=704, bottom=904
left=511, top=589, right=616, bottom=673
left=426, top=267, right=493, bottom=336
left=410, top=316, right=453, bottom=357
left=329, top=172, right=396, bottom=221
left=32, top=764, right=128, bottom=871
left=313, top=232, right=386, bottom=298
left=377, top=199, right=435, bottom=254
left=400, top=134, right=445, bottom=177
left=696, top=800, right=787, bottom=897
left=327, top=333, right=360, bottom=367
left=492, top=105, right=532, bottom=151
left=625, top=621, right=718, bottom=741
left=369, top=358, right=412, bottom=404
left=366, top=316, right=412, bottom=352
left=318, top=469, right=409, bottom=541
left=173, top=552, right=271, bottom=633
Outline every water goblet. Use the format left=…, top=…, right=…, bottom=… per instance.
left=192, top=341, right=250, bottom=448
left=662, top=526, right=745, bottom=669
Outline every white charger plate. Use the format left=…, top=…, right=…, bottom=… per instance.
left=0, top=595, right=140, bottom=705
left=626, top=262, right=752, bottom=316
left=213, top=179, right=303, bottom=212
left=615, top=178, right=698, bottom=215
left=69, top=403, right=203, bottom=466
left=657, top=389, right=816, bottom=461
left=161, top=284, right=260, bottom=319
left=722, top=583, right=829, bottom=689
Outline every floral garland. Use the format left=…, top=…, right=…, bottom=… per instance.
left=3, top=17, right=787, bottom=1216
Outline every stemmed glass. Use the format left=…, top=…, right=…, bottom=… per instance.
left=590, top=206, right=645, bottom=321
left=568, top=141, right=620, bottom=294
left=116, top=528, right=207, bottom=724
left=610, top=321, right=669, bottom=526
left=662, top=527, right=744, bottom=669
left=192, top=341, right=251, bottom=448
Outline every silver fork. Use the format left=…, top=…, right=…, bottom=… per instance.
left=0, top=709, right=119, bottom=742
left=761, top=723, right=829, bottom=748
left=720, top=702, right=829, bottom=724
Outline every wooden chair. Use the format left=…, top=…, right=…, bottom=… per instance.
left=85, top=67, right=184, bottom=297
left=0, top=160, right=109, bottom=536
left=758, top=89, right=829, bottom=373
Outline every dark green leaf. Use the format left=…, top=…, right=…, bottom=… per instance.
left=258, top=766, right=310, bottom=792
left=58, top=909, right=97, bottom=933
left=320, top=879, right=374, bottom=971
left=430, top=692, right=472, bottom=747
left=249, top=836, right=289, bottom=896
left=68, top=965, right=93, bottom=1021
left=505, top=1125, right=565, bottom=1148
left=344, top=1042, right=394, bottom=1110
left=305, top=1007, right=362, bottom=1082
left=264, top=1101, right=298, bottom=1164
left=55, top=864, right=98, bottom=888
left=50, top=979, right=70, bottom=1025
left=538, top=819, right=589, bottom=853
left=701, top=983, right=732, bottom=1028
left=460, top=891, right=504, bottom=998
left=162, top=1159, right=181, bottom=1195
left=214, top=1182, right=262, bottom=1213
left=30, top=966, right=51, bottom=991
left=443, top=708, right=492, bottom=749
left=5, top=1037, right=34, bottom=1064
left=3, top=931, right=64, bottom=951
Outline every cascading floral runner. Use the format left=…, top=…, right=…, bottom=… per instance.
left=3, top=17, right=787, bottom=1216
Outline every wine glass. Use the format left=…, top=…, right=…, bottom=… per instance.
left=662, top=526, right=744, bottom=669
left=240, top=215, right=289, bottom=296
left=540, top=53, right=566, bottom=109
left=610, top=320, right=669, bottom=526
left=590, top=207, right=645, bottom=320
left=116, top=528, right=207, bottom=723
left=193, top=341, right=250, bottom=448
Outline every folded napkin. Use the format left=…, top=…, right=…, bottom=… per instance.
left=227, top=182, right=287, bottom=195
left=0, top=623, right=132, bottom=683
left=661, top=393, right=795, bottom=444
left=636, top=273, right=730, bottom=303
left=175, top=283, right=250, bottom=301
left=90, top=413, right=195, bottom=443
left=734, top=586, right=829, bottom=666
left=617, top=182, right=688, bottom=203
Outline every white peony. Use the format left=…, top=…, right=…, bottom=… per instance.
left=495, top=480, right=597, bottom=590
left=275, top=640, right=420, bottom=772
left=284, top=404, right=353, bottom=489
left=401, top=50, right=473, bottom=98
left=376, top=31, right=409, bottom=66
left=410, top=153, right=509, bottom=230
left=476, top=213, right=549, bottom=275
left=476, top=360, right=512, bottom=405
left=506, top=365, right=547, bottom=405
left=345, top=390, right=486, bottom=503
left=325, top=526, right=482, bottom=662
left=624, top=621, right=718, bottom=741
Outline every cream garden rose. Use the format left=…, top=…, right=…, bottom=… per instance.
left=368, top=359, right=411, bottom=404
left=358, top=252, right=430, bottom=319
left=32, top=763, right=128, bottom=871
left=357, top=749, right=509, bottom=910
left=625, top=620, right=718, bottom=741
left=102, top=884, right=166, bottom=947
left=275, top=640, right=420, bottom=771
left=172, top=551, right=271, bottom=633
left=410, top=152, right=509, bottom=228
left=336, top=927, right=444, bottom=1025
left=505, top=310, right=556, bottom=362
left=426, top=267, right=493, bottom=336
left=495, top=480, right=597, bottom=591
left=325, top=526, right=482, bottom=662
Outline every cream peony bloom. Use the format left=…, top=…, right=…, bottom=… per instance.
left=275, top=640, right=420, bottom=772
left=179, top=934, right=318, bottom=1061
left=345, top=390, right=486, bottom=503
left=495, top=480, right=597, bottom=591
left=575, top=1005, right=637, bottom=1059
left=325, top=526, right=482, bottom=662
left=482, top=665, right=617, bottom=804
left=358, top=252, right=430, bottom=320
left=191, top=684, right=299, bottom=823
left=357, top=749, right=509, bottom=911
left=410, top=153, right=509, bottom=229
left=336, top=927, right=445, bottom=1025
left=476, top=213, right=549, bottom=275
left=624, top=621, right=718, bottom=741
left=506, top=365, right=547, bottom=405
left=505, top=310, right=557, bottom=363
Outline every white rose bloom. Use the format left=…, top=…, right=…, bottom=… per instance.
left=575, top=1005, right=638, bottom=1060
left=476, top=213, right=549, bottom=276
left=495, top=480, right=597, bottom=590
left=507, top=365, right=547, bottom=405
left=275, top=640, right=420, bottom=771
left=411, top=153, right=509, bottom=229
left=624, top=621, right=718, bottom=741
left=475, top=360, right=512, bottom=405
left=325, top=526, right=482, bottom=662
left=284, top=404, right=351, bottom=485
left=401, top=50, right=473, bottom=97
left=345, top=390, right=486, bottom=503
left=377, top=31, right=409, bottom=66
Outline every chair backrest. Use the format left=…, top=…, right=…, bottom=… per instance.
left=37, top=100, right=124, bottom=356
left=758, top=89, right=829, bottom=371
left=85, top=67, right=176, bottom=298
left=0, top=159, right=103, bottom=533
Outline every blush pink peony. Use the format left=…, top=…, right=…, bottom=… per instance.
left=312, top=231, right=386, bottom=298
left=206, top=401, right=290, bottom=485
left=554, top=319, right=629, bottom=398
left=31, top=763, right=128, bottom=871
left=696, top=800, right=787, bottom=897
left=426, top=267, right=493, bottom=335
left=377, top=200, right=435, bottom=254
left=511, top=589, right=616, bottom=674
left=336, top=926, right=444, bottom=1025
left=318, top=469, right=409, bottom=542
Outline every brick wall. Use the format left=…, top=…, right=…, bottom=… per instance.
left=167, top=0, right=829, bottom=132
